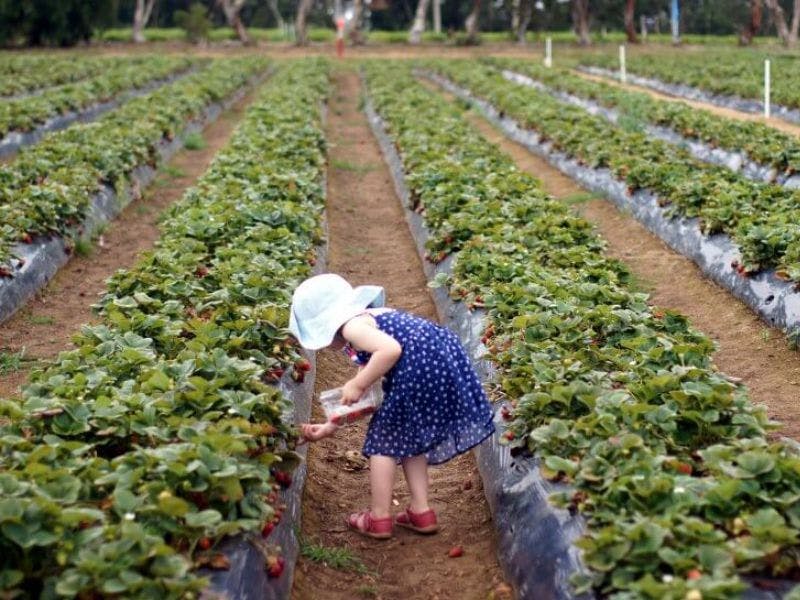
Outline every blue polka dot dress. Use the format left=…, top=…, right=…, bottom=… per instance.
left=348, top=310, right=495, bottom=465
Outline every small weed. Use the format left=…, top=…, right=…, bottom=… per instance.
left=627, top=273, right=655, bottom=294
left=761, top=328, right=771, bottom=342
left=356, top=94, right=365, bottom=111
left=29, top=315, right=55, bottom=326
left=0, top=348, right=26, bottom=375
left=788, top=327, right=800, bottom=351
left=561, top=191, right=599, bottom=205
left=74, top=238, right=93, bottom=257
left=135, top=204, right=151, bottom=215
left=300, top=540, right=369, bottom=574
left=161, top=164, right=186, bottom=179
left=332, top=159, right=377, bottom=174
left=183, top=132, right=206, bottom=151
left=355, top=584, right=378, bottom=597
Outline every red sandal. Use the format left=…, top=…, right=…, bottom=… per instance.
left=347, top=510, right=393, bottom=540
left=395, top=507, right=439, bottom=534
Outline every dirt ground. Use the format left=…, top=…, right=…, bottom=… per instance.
left=443, top=95, right=800, bottom=440
left=291, top=68, right=509, bottom=600
left=0, top=84, right=262, bottom=398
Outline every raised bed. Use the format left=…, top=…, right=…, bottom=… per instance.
left=501, top=69, right=800, bottom=189
left=0, top=65, right=199, bottom=159
left=577, top=65, right=800, bottom=127
left=363, top=80, right=589, bottom=600
left=0, top=68, right=270, bottom=326
left=422, top=71, right=800, bottom=341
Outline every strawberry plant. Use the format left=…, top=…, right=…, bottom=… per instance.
left=0, top=58, right=329, bottom=599
left=0, top=56, right=270, bottom=275
left=422, top=60, right=800, bottom=284
left=366, top=62, right=800, bottom=598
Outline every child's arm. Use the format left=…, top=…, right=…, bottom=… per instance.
left=340, top=315, right=402, bottom=404
left=300, top=421, right=338, bottom=443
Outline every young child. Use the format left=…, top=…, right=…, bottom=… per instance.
left=289, top=273, right=495, bottom=539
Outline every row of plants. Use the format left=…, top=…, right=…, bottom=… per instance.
left=365, top=60, right=800, bottom=599
left=0, top=56, right=269, bottom=275
left=421, top=60, right=800, bottom=285
left=0, top=57, right=329, bottom=599
left=0, top=55, right=148, bottom=96
left=0, top=55, right=199, bottom=137
left=484, top=57, right=800, bottom=178
left=577, top=51, right=800, bottom=110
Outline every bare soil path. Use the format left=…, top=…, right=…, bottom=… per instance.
left=0, top=85, right=262, bottom=399
left=574, top=69, right=800, bottom=138
left=292, top=68, right=509, bottom=600
left=429, top=85, right=800, bottom=440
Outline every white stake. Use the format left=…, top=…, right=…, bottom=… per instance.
left=764, top=59, right=771, bottom=119
left=619, top=45, right=627, bottom=83
left=544, top=37, right=552, bottom=68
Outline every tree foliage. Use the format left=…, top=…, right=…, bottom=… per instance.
left=0, top=0, right=114, bottom=46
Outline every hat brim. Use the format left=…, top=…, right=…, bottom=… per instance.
left=289, top=285, right=385, bottom=350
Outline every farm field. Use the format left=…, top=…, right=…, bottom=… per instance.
left=1, top=42, right=800, bottom=600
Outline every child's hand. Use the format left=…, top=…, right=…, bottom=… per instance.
left=341, top=379, right=365, bottom=405
left=300, top=421, right=338, bottom=443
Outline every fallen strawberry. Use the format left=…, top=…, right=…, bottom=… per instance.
left=266, top=555, right=285, bottom=578
left=447, top=546, right=464, bottom=558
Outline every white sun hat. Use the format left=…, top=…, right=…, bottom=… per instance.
left=289, top=273, right=385, bottom=350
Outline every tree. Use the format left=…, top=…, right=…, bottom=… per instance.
left=133, top=0, right=156, bottom=43
left=739, top=0, right=762, bottom=45
left=266, top=0, right=284, bottom=29
left=175, top=2, right=211, bottom=43
left=624, top=0, right=637, bottom=42
left=295, top=0, right=314, bottom=45
left=216, top=0, right=249, bottom=43
left=516, top=0, right=532, bottom=43
left=464, top=0, right=482, bottom=43
left=571, top=0, right=590, bottom=45
left=409, top=0, right=430, bottom=44
left=764, top=0, right=800, bottom=46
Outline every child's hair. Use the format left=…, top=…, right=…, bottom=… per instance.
left=289, top=274, right=384, bottom=350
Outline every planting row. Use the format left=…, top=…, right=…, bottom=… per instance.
left=0, top=56, right=268, bottom=279
left=0, top=55, right=145, bottom=97
left=0, top=55, right=198, bottom=139
left=578, top=52, right=800, bottom=112
left=366, top=61, right=800, bottom=598
left=0, top=58, right=329, bottom=599
left=422, top=61, right=800, bottom=288
left=485, top=57, right=800, bottom=182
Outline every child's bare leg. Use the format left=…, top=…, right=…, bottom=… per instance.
left=401, top=454, right=430, bottom=513
left=369, top=455, right=396, bottom=518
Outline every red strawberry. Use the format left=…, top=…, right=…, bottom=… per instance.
left=272, top=470, right=292, bottom=488
left=198, top=537, right=212, bottom=550
left=503, top=431, right=515, bottom=441
left=21, top=233, right=33, bottom=244
left=448, top=546, right=464, bottom=558
left=291, top=369, right=305, bottom=383
left=296, top=359, right=312, bottom=372
left=266, top=555, right=285, bottom=578
left=261, top=522, right=275, bottom=537
left=686, top=568, right=702, bottom=580
left=501, top=406, right=512, bottom=421
left=194, top=266, right=209, bottom=278
left=675, top=462, right=693, bottom=475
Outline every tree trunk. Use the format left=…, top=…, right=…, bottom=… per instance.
left=511, top=0, right=521, bottom=37
left=295, top=0, right=314, bottom=45
left=133, top=0, right=156, bottom=43
left=571, top=0, right=590, bottom=45
left=517, top=0, right=532, bottom=44
left=464, top=0, right=482, bottom=43
left=267, top=0, right=285, bottom=29
left=739, top=0, right=762, bottom=45
left=624, top=0, right=638, bottom=43
left=217, top=0, right=249, bottom=44
left=408, top=0, right=430, bottom=44
left=764, top=0, right=796, bottom=45
left=791, top=0, right=800, bottom=45
left=349, top=0, right=365, bottom=44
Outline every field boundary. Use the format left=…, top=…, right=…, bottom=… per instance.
left=0, top=68, right=271, bottom=326
left=363, top=81, right=590, bottom=600
left=422, top=72, right=800, bottom=340
left=0, top=65, right=199, bottom=159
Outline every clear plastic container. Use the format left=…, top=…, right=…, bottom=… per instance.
left=319, top=385, right=383, bottom=425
